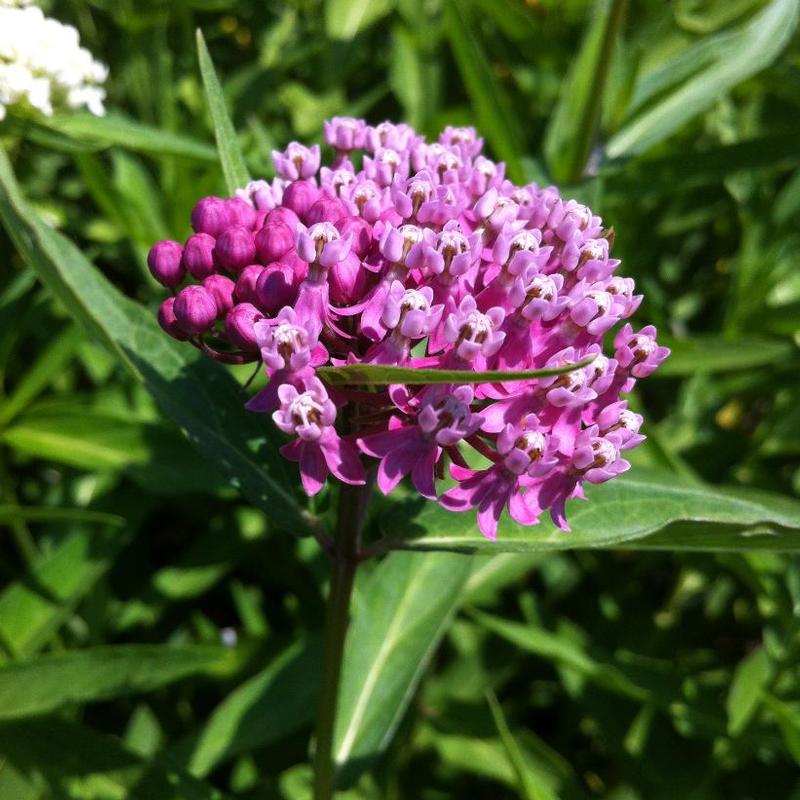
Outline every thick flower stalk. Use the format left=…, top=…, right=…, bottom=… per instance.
left=0, top=1, right=107, bottom=120
left=149, top=118, right=668, bottom=539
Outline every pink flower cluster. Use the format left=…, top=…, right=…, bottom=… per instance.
left=148, top=118, right=669, bottom=540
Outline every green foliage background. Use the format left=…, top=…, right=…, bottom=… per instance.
left=1, top=0, right=800, bottom=798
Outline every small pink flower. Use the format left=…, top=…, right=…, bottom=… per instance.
left=324, top=116, right=367, bottom=151
left=359, top=386, right=483, bottom=498
left=615, top=324, right=671, bottom=378
left=443, top=296, right=506, bottom=365
left=273, top=377, right=365, bottom=495
left=272, top=143, right=321, bottom=181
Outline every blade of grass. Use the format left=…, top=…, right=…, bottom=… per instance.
left=196, top=29, right=250, bottom=194
left=544, top=0, right=628, bottom=184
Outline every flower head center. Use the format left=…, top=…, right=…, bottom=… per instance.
left=590, top=438, right=616, bottom=468
left=526, top=275, right=556, bottom=302
left=459, top=310, right=493, bottom=345
left=515, top=430, right=546, bottom=461
left=288, top=392, right=324, bottom=428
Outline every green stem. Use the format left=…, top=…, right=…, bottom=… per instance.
left=312, top=482, right=366, bottom=800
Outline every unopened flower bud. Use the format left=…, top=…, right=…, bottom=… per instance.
left=225, top=303, right=263, bottom=350
left=256, top=262, right=296, bottom=313
left=282, top=180, right=320, bottom=220
left=305, top=196, right=348, bottom=225
left=158, top=296, right=189, bottom=340
left=265, top=207, right=300, bottom=230
left=214, top=226, right=256, bottom=273
left=202, top=274, right=236, bottom=316
left=234, top=264, right=265, bottom=306
left=173, top=285, right=218, bottom=334
left=336, top=216, right=373, bottom=259
left=147, top=240, right=185, bottom=288
left=255, top=222, right=295, bottom=263
left=227, top=196, right=258, bottom=229
left=182, top=233, right=217, bottom=280
left=191, top=196, right=231, bottom=236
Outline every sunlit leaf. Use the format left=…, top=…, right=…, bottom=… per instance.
left=325, top=0, right=396, bottom=40
left=333, top=552, right=472, bottom=785
left=607, top=0, right=800, bottom=157
left=380, top=470, right=800, bottom=553
left=196, top=29, right=251, bottom=193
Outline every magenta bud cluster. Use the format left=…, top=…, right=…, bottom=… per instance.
left=148, top=117, right=669, bottom=540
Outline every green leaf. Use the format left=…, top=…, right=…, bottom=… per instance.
left=465, top=554, right=545, bottom=606
left=472, top=609, right=648, bottom=701
left=185, top=637, right=321, bottom=777
left=3, top=402, right=224, bottom=494
left=653, top=335, right=794, bottom=377
left=333, top=552, right=472, bottom=785
left=0, top=761, right=36, bottom=800
left=0, top=645, right=240, bottom=719
left=486, top=690, right=555, bottom=800
left=380, top=470, right=800, bottom=553
left=0, top=717, right=226, bottom=800
left=196, top=29, right=251, bottom=194
left=443, top=0, right=525, bottom=183
left=0, top=325, right=81, bottom=428
left=325, top=0, right=396, bottom=40
left=41, top=112, right=218, bottom=161
left=0, top=528, right=132, bottom=658
left=606, top=0, right=800, bottom=158
left=606, top=130, right=800, bottom=193
left=0, top=146, right=307, bottom=533
left=419, top=726, right=577, bottom=797
left=726, top=646, right=771, bottom=736
left=544, top=0, right=628, bottom=184
left=317, top=356, right=596, bottom=386
left=390, top=26, right=425, bottom=130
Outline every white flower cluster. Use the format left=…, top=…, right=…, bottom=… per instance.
left=0, top=2, right=108, bottom=121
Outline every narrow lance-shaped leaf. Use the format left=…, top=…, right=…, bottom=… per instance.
left=317, top=356, right=596, bottom=386
left=726, top=646, right=772, bottom=736
left=379, top=470, right=800, bottom=554
left=486, top=690, right=555, bottom=800
left=184, top=637, right=322, bottom=777
left=0, top=645, right=241, bottom=720
left=196, top=29, right=250, bottom=194
left=544, top=0, right=628, bottom=184
left=333, top=552, right=472, bottom=786
left=41, top=112, right=219, bottom=161
left=0, top=527, right=133, bottom=658
left=0, top=506, right=124, bottom=527
left=0, top=146, right=306, bottom=533
left=443, top=0, right=525, bottom=183
left=606, top=0, right=800, bottom=158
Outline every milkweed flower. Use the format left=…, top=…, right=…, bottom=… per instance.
left=0, top=2, right=107, bottom=121
left=148, top=118, right=669, bottom=539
